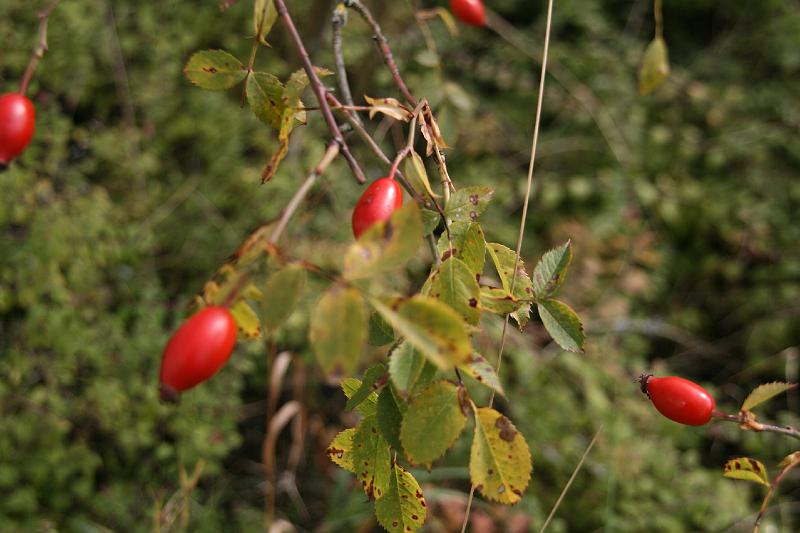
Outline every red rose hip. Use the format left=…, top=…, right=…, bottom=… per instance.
left=0, top=93, right=36, bottom=167
left=351, top=177, right=403, bottom=238
left=160, top=306, right=238, bottom=397
left=639, top=374, right=716, bottom=426
left=450, top=0, right=486, bottom=27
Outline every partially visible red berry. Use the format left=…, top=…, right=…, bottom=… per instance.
left=638, top=374, right=716, bottom=426
left=351, top=177, right=403, bottom=239
left=159, top=306, right=238, bottom=399
left=0, top=93, right=36, bottom=168
left=450, top=0, right=486, bottom=27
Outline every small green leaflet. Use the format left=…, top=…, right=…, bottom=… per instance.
left=254, top=0, right=278, bottom=46
left=532, top=240, right=572, bottom=300
left=437, top=222, right=486, bottom=276
left=344, top=203, right=424, bottom=281
left=309, top=285, right=367, bottom=377
left=346, top=364, right=387, bottom=412
left=388, top=341, right=438, bottom=398
left=368, top=312, right=395, bottom=346
left=486, top=243, right=533, bottom=328
left=537, top=299, right=585, bottom=353
left=740, top=382, right=797, bottom=412
left=375, top=464, right=427, bottom=533
left=183, top=50, right=246, bottom=91
left=470, top=407, right=532, bottom=505
left=722, top=457, right=769, bottom=487
left=427, top=257, right=481, bottom=325
left=639, top=37, right=670, bottom=96
left=342, top=377, right=378, bottom=417
left=230, top=300, right=261, bottom=339
left=444, top=186, right=494, bottom=223
left=459, top=354, right=504, bottom=397
left=261, top=264, right=306, bottom=332
left=400, top=381, right=467, bottom=465
left=326, top=428, right=356, bottom=472
left=377, top=386, right=405, bottom=452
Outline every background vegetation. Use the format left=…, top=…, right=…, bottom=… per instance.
left=1, top=0, right=798, bottom=531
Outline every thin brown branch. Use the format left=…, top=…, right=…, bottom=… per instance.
left=654, top=0, right=664, bottom=39
left=755, top=458, right=800, bottom=532
left=344, top=0, right=418, bottom=107
left=19, top=0, right=61, bottom=95
left=712, top=410, right=800, bottom=441
left=273, top=0, right=366, bottom=184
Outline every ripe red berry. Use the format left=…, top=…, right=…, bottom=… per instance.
left=450, top=0, right=486, bottom=27
left=639, top=374, right=716, bottom=426
left=351, top=177, right=403, bottom=239
left=159, top=306, right=238, bottom=398
left=0, top=93, right=36, bottom=167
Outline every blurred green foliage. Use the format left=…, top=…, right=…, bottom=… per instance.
left=1, top=0, right=798, bottom=531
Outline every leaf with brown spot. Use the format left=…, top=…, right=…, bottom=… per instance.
left=375, top=464, right=427, bottom=532
left=183, top=50, right=246, bottom=90
left=326, top=428, right=356, bottom=473
left=722, top=457, right=769, bottom=487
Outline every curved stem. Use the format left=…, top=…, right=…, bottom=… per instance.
left=711, top=410, right=800, bottom=441
left=19, top=0, right=61, bottom=95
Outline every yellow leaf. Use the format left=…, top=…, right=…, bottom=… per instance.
left=722, top=457, right=769, bottom=487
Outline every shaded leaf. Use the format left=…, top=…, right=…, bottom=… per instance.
left=368, top=312, right=395, bottom=346
left=309, top=286, right=367, bottom=376
left=326, top=428, right=356, bottom=473
left=459, top=354, right=504, bottom=397
left=375, top=464, right=427, bottom=533
left=741, top=382, right=797, bottom=412
left=537, top=299, right=585, bottom=353
left=427, top=257, right=481, bottom=325
left=421, top=209, right=440, bottom=236
left=183, top=50, right=246, bottom=90
left=404, top=150, right=439, bottom=199
left=400, top=381, right=467, bottom=465
left=261, top=264, right=306, bottom=332
left=639, top=37, right=670, bottom=96
left=246, top=72, right=285, bottom=129
left=437, top=222, right=486, bottom=276
left=364, top=95, right=413, bottom=122
left=722, top=457, right=769, bottom=487
left=532, top=241, right=572, bottom=300
left=346, top=364, right=387, bottom=412
left=470, top=407, right=532, bottom=504
left=371, top=296, right=472, bottom=370
left=445, top=186, right=494, bottom=223
left=377, top=386, right=405, bottom=451
left=230, top=300, right=261, bottom=339
left=344, top=203, right=424, bottom=281
left=254, top=0, right=278, bottom=45
left=388, top=341, right=438, bottom=398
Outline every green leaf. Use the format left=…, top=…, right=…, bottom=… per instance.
left=309, top=286, right=367, bottom=377
left=254, top=0, right=278, bottom=46
left=368, top=312, right=395, bottom=346
left=375, top=464, right=427, bottom=533
left=388, top=341, right=438, bottom=398
left=371, top=296, right=472, bottom=370
left=183, top=50, right=246, bottom=90
left=421, top=209, right=440, bottom=236
left=741, top=382, right=798, bottom=412
left=342, top=378, right=378, bottom=417
left=639, top=37, right=670, bottom=96
left=537, top=299, right=585, bottom=353
left=377, top=386, right=405, bottom=451
left=480, top=286, right=523, bottom=315
left=722, top=457, right=769, bottom=487
left=326, top=428, right=356, bottom=473
left=437, top=222, right=486, bottom=276
left=261, top=264, right=306, bottom=332
left=344, top=203, right=424, bottom=281
left=351, top=416, right=392, bottom=499
left=346, top=364, right=387, bottom=412
left=400, top=381, right=467, bottom=465
left=246, top=72, right=285, bottom=129
left=486, top=243, right=533, bottom=328
left=427, top=257, right=481, bottom=325
left=459, top=354, right=504, bottom=397
left=470, top=407, right=532, bottom=505
left=532, top=241, right=572, bottom=300
left=444, top=186, right=494, bottom=223
left=403, top=150, right=439, bottom=199
left=230, top=300, right=261, bottom=339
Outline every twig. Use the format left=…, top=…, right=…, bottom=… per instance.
left=273, top=0, right=366, bottom=184
left=712, top=410, right=800, bottom=441
left=332, top=4, right=361, bottom=126
left=19, top=0, right=61, bottom=95
left=344, top=0, right=418, bottom=107
left=754, top=458, right=800, bottom=532
left=654, top=0, right=664, bottom=39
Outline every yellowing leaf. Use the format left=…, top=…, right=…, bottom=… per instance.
left=351, top=416, right=392, bottom=500
left=326, top=428, right=356, bottom=473
left=375, top=464, right=427, bottom=533
left=403, top=150, right=439, bottom=199
left=254, top=0, right=278, bottom=46
left=639, top=37, right=670, bottom=96
left=342, top=377, right=378, bottom=417
left=309, top=286, right=367, bottom=377
left=427, top=257, right=481, bottom=325
left=183, top=50, right=246, bottom=91
left=487, top=243, right=533, bottom=328
left=741, top=382, right=797, bottom=412
left=230, top=299, right=261, bottom=339
left=246, top=72, right=286, bottom=129
left=778, top=451, right=800, bottom=469
left=459, top=354, right=504, bottom=397
left=470, top=407, right=532, bottom=505
left=437, top=222, right=486, bottom=276
left=364, top=95, right=413, bottom=122
left=346, top=364, right=387, bottom=412
left=400, top=381, right=467, bottom=465
left=261, top=265, right=306, bottom=332
left=722, top=457, right=770, bottom=487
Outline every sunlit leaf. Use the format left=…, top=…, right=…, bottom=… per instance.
left=437, top=222, right=486, bottom=276
left=342, top=377, right=378, bottom=417
left=309, top=285, right=367, bottom=377
left=537, top=299, right=585, bottom=353
left=487, top=243, right=533, bottom=328
left=400, top=381, right=467, bottom=465
left=372, top=296, right=472, bottom=370
left=326, top=428, right=356, bottom=473
left=346, top=364, right=387, bottom=412
left=183, top=50, right=246, bottom=90
left=445, top=186, right=494, bottom=223
left=532, top=241, right=572, bottom=300
left=639, top=37, right=670, bottom=96
left=722, top=457, right=769, bottom=487
left=364, top=95, right=413, bottom=122
left=427, top=257, right=481, bottom=325
left=375, top=464, right=427, bottom=533
left=230, top=299, right=261, bottom=339
left=459, top=354, right=504, bottom=397
left=741, top=382, right=797, bottom=412
left=388, top=341, right=438, bottom=398
left=470, top=407, right=532, bottom=504
left=261, top=264, right=306, bottom=332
